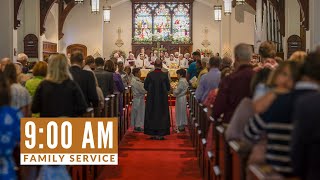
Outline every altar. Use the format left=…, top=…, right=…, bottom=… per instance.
left=140, top=68, right=178, bottom=79
left=140, top=68, right=179, bottom=90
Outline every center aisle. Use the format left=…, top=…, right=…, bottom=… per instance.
left=98, top=129, right=202, bottom=180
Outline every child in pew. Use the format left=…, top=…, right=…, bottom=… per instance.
left=173, top=69, right=189, bottom=133
left=131, top=68, right=147, bottom=132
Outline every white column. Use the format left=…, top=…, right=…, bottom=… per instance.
left=309, top=0, right=320, bottom=50
left=254, top=0, right=263, bottom=54
left=22, top=0, right=41, bottom=61
left=0, top=0, right=14, bottom=60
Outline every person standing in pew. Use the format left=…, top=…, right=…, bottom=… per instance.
left=144, top=58, right=171, bottom=140
left=244, top=52, right=320, bottom=178
left=32, top=54, right=87, bottom=179
left=69, top=51, right=99, bottom=115
left=94, top=57, right=114, bottom=98
left=212, top=43, right=255, bottom=123
left=173, top=69, right=189, bottom=133
left=104, top=60, right=125, bottom=117
left=291, top=90, right=320, bottom=180
left=131, top=68, right=147, bottom=132
left=0, top=71, right=23, bottom=180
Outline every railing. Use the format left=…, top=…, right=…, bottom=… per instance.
left=186, top=88, right=296, bottom=180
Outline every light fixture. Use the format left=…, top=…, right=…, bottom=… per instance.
left=236, top=0, right=246, bottom=5
left=91, top=0, right=100, bottom=14
left=75, top=0, right=84, bottom=4
left=103, top=6, right=111, bottom=23
left=224, top=0, right=232, bottom=15
left=214, top=5, right=222, bottom=21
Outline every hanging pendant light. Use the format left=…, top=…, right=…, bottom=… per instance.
left=103, top=6, right=111, bottom=23
left=214, top=5, right=222, bottom=21
left=236, top=0, right=246, bottom=5
left=91, top=0, right=100, bottom=14
left=224, top=0, right=232, bottom=15
left=75, top=0, right=84, bottom=4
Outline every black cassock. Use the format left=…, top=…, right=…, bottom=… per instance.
left=144, top=68, right=171, bottom=136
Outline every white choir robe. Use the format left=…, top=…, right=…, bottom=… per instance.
left=135, top=59, right=143, bottom=68
left=173, top=77, right=189, bottom=127
left=131, top=76, right=147, bottom=128
left=178, top=58, right=189, bottom=68
left=144, top=58, right=154, bottom=69
left=165, top=59, right=178, bottom=68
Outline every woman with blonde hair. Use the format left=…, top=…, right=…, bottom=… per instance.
left=289, top=51, right=307, bottom=66
left=32, top=53, right=87, bottom=117
left=32, top=54, right=87, bottom=180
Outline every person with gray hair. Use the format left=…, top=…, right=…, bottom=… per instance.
left=212, top=43, right=255, bottom=123
left=17, top=53, right=29, bottom=74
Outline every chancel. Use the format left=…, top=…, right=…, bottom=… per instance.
left=1, top=0, right=320, bottom=180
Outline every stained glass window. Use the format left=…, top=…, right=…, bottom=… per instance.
left=153, top=4, right=171, bottom=41
left=172, top=4, right=190, bottom=43
left=133, top=2, right=192, bottom=44
left=134, top=4, right=152, bottom=42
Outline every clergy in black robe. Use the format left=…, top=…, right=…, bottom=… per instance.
left=144, top=59, right=171, bottom=138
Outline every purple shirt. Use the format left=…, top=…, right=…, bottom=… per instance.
left=195, top=68, right=221, bottom=102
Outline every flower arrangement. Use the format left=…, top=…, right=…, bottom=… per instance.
left=200, top=49, right=213, bottom=57
left=110, top=50, right=127, bottom=60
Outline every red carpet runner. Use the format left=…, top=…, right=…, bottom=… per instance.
left=98, top=129, right=202, bottom=180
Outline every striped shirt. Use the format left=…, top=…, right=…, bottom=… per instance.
left=244, top=82, right=319, bottom=177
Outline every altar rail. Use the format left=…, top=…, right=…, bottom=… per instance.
left=187, top=88, right=300, bottom=180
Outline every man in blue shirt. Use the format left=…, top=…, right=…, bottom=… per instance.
left=187, top=51, right=201, bottom=81
left=195, top=56, right=221, bottom=102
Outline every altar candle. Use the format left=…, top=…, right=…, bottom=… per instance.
left=179, top=47, right=181, bottom=55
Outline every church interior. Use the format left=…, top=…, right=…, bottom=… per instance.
left=0, top=0, right=320, bottom=180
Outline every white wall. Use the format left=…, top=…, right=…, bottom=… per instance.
left=0, top=0, right=14, bottom=60
left=43, top=3, right=59, bottom=44
left=308, top=0, right=320, bottom=51
left=192, top=1, right=220, bottom=53
left=59, top=1, right=103, bottom=56
left=103, top=1, right=132, bottom=58
left=230, top=4, right=255, bottom=57
left=284, top=0, right=301, bottom=58
left=220, top=4, right=255, bottom=58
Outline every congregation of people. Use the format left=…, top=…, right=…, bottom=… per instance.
left=1, top=40, right=320, bottom=179
left=0, top=48, right=195, bottom=179
left=189, top=42, right=320, bottom=180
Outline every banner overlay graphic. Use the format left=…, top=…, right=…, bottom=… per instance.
left=20, top=153, right=118, bottom=165
left=20, top=118, right=118, bottom=165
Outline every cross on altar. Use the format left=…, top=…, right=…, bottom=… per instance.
left=152, top=42, right=167, bottom=57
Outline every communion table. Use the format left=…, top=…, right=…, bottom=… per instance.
left=140, top=68, right=178, bottom=79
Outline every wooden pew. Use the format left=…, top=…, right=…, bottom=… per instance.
left=104, top=97, right=111, bottom=117
left=228, top=141, right=250, bottom=180
left=215, top=124, right=232, bottom=180
left=83, top=107, right=94, bottom=117
left=248, top=164, right=284, bottom=180
left=205, top=116, right=215, bottom=180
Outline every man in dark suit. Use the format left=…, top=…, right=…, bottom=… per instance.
left=69, top=51, right=99, bottom=110
left=291, top=52, right=320, bottom=180
left=94, top=57, right=114, bottom=97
